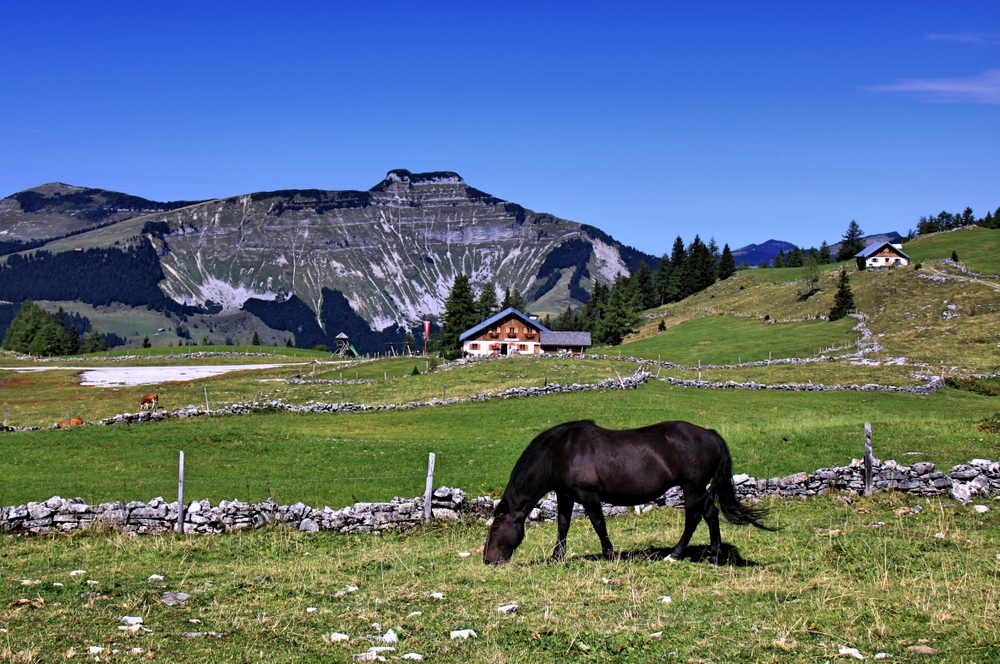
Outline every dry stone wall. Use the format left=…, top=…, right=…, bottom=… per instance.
left=3, top=460, right=995, bottom=537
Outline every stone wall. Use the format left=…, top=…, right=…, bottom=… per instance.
left=3, top=460, right=995, bottom=537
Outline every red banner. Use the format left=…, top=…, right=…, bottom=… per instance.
left=423, top=321, right=430, bottom=340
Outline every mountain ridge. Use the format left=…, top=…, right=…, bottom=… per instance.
left=0, top=171, right=658, bottom=338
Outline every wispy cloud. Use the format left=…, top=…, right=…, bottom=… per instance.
left=865, top=69, right=1000, bottom=105
left=925, top=32, right=1000, bottom=44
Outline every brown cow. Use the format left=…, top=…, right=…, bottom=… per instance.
left=57, top=418, right=83, bottom=428
left=139, top=394, right=159, bottom=411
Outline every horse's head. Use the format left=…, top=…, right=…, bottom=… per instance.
left=483, top=498, right=525, bottom=565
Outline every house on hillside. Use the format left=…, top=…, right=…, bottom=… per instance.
left=855, top=242, right=910, bottom=269
left=459, top=307, right=592, bottom=356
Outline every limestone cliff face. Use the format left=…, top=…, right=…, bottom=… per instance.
left=2, top=170, right=647, bottom=330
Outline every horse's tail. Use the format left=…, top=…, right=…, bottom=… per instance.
left=710, top=432, right=777, bottom=531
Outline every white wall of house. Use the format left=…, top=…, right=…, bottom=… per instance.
left=463, top=340, right=541, bottom=356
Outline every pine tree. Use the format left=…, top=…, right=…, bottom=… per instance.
left=579, top=281, right=609, bottom=333
left=597, top=275, right=642, bottom=345
left=659, top=236, right=686, bottom=303
left=67, top=325, right=80, bottom=354
left=142, top=335, right=151, bottom=348
left=653, top=252, right=672, bottom=305
left=286, top=337, right=294, bottom=347
left=786, top=246, right=805, bottom=267
left=718, top=244, right=736, bottom=280
left=251, top=331, right=261, bottom=345
left=818, top=241, right=832, bottom=264
left=1, top=301, right=52, bottom=353
left=836, top=220, right=866, bottom=261
left=475, top=284, right=499, bottom=321
left=504, top=287, right=527, bottom=312
left=631, top=261, right=657, bottom=311
left=441, top=273, right=478, bottom=349
left=554, top=305, right=578, bottom=331
left=82, top=329, right=107, bottom=353
left=772, top=250, right=785, bottom=268
left=681, top=236, right=716, bottom=297
left=828, top=268, right=855, bottom=321
left=29, top=322, right=63, bottom=356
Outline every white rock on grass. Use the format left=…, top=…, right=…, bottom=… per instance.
left=498, top=604, right=518, bottom=614
left=450, top=629, right=478, bottom=640
left=657, top=596, right=672, bottom=604
left=147, top=574, right=164, bottom=582
left=306, top=607, right=318, bottom=613
left=378, top=629, right=398, bottom=644
left=88, top=646, right=104, bottom=654
left=69, top=570, right=87, bottom=576
left=430, top=592, right=445, bottom=600
left=839, top=646, right=864, bottom=659
left=650, top=631, right=663, bottom=638
left=874, top=653, right=891, bottom=660
left=973, top=504, right=990, bottom=513
left=329, top=632, right=350, bottom=642
left=406, top=612, right=422, bottom=618
left=402, top=654, right=423, bottom=660
left=458, top=551, right=471, bottom=557
left=121, top=617, right=143, bottom=626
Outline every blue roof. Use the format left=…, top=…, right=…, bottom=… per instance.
left=855, top=241, right=910, bottom=259
left=459, top=307, right=550, bottom=342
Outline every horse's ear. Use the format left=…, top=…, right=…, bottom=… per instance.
left=493, top=497, right=510, bottom=516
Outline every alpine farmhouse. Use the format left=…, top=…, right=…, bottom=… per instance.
left=459, top=308, right=592, bottom=357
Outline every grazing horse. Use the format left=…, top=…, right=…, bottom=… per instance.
left=484, top=420, right=774, bottom=566
left=57, top=418, right=83, bottom=428
left=139, top=394, right=159, bottom=411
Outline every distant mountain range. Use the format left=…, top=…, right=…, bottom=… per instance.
left=732, top=231, right=903, bottom=267
left=0, top=171, right=657, bottom=349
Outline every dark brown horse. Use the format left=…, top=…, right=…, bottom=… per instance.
left=484, top=420, right=773, bottom=566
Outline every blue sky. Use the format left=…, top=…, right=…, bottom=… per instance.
left=1, top=2, right=997, bottom=255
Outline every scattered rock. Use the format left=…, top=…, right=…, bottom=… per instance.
left=330, top=632, right=350, bottom=642
left=450, top=629, right=477, bottom=640
left=498, top=604, right=518, bottom=614
left=162, top=592, right=191, bottom=606
left=906, top=644, right=939, bottom=655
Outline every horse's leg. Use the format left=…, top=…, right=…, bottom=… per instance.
left=579, top=494, right=615, bottom=559
left=551, top=492, right=574, bottom=561
left=703, top=499, right=722, bottom=566
left=666, top=486, right=707, bottom=562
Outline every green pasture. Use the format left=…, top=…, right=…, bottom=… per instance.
left=613, top=316, right=860, bottom=365
left=0, top=380, right=996, bottom=509
left=904, top=226, right=1000, bottom=274
left=0, top=496, right=997, bottom=663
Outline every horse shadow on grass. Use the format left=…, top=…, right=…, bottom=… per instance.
left=531, top=543, right=757, bottom=567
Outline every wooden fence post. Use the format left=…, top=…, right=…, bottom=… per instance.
left=2, top=407, right=8, bottom=426
left=177, top=450, right=185, bottom=534
left=204, top=386, right=210, bottom=411
left=423, top=452, right=436, bottom=525
left=863, top=422, right=873, bottom=497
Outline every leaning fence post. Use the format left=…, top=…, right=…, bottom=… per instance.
left=2, top=407, right=8, bottom=426
left=863, top=422, right=873, bottom=497
left=204, top=386, right=210, bottom=411
left=177, top=450, right=185, bottom=534
left=423, top=452, right=436, bottom=525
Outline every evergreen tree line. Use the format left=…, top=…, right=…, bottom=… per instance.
left=771, top=242, right=834, bottom=268
left=915, top=206, right=1000, bottom=235
left=1, top=301, right=116, bottom=356
left=0, top=242, right=201, bottom=316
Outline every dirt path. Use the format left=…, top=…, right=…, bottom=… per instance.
left=921, top=264, right=1000, bottom=292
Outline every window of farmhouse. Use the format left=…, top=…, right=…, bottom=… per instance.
left=470, top=343, right=479, bottom=350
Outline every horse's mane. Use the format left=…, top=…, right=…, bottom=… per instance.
left=498, top=420, right=596, bottom=513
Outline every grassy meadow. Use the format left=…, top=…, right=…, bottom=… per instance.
left=0, top=496, right=997, bottom=663
left=0, top=228, right=998, bottom=661
left=0, top=379, right=997, bottom=509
